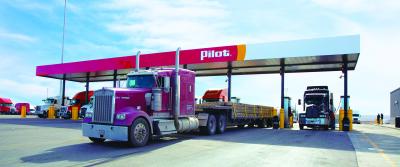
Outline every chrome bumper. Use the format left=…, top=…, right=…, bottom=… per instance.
left=82, top=123, right=128, bottom=141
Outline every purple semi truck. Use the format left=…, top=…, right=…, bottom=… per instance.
left=82, top=49, right=274, bottom=147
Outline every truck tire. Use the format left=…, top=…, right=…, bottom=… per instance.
left=330, top=122, right=335, bottom=130
left=248, top=123, right=255, bottom=128
left=201, top=114, right=217, bottom=135
left=89, top=137, right=105, bottom=143
left=299, top=124, right=304, bottom=130
left=216, top=114, right=226, bottom=134
left=257, top=120, right=266, bottom=128
left=237, top=124, right=245, bottom=128
left=129, top=118, right=150, bottom=147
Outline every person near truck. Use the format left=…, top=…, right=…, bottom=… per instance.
left=377, top=114, right=380, bottom=125
left=380, top=113, right=384, bottom=125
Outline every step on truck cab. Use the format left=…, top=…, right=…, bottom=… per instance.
left=299, top=86, right=335, bottom=130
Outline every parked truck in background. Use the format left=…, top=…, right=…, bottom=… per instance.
left=299, top=86, right=335, bottom=130
left=80, top=96, right=94, bottom=118
left=0, top=97, right=15, bottom=114
left=15, top=103, right=30, bottom=115
left=352, top=110, right=361, bottom=124
left=82, top=53, right=274, bottom=147
left=36, top=96, right=70, bottom=118
left=60, top=91, right=94, bottom=119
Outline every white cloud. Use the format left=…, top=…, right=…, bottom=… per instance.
left=311, top=0, right=400, bottom=19
left=0, top=30, right=37, bottom=43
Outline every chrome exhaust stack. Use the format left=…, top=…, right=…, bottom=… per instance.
left=173, top=47, right=199, bottom=133
left=135, top=51, right=141, bottom=72
left=174, top=47, right=181, bottom=131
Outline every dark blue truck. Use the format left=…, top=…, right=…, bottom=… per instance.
left=299, top=86, right=335, bottom=130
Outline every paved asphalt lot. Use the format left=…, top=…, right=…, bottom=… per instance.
left=0, top=116, right=398, bottom=167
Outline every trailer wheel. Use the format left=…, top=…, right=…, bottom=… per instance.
left=201, top=114, right=216, bottom=135
left=248, top=123, right=255, bottom=128
left=237, top=124, right=245, bottom=128
left=129, top=118, right=150, bottom=147
left=257, top=120, right=266, bottom=128
left=89, top=137, right=105, bottom=143
left=216, top=114, right=226, bottom=134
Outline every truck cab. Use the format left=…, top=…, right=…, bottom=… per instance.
left=82, top=68, right=198, bottom=146
left=36, top=96, right=70, bottom=118
left=0, top=97, right=14, bottom=114
left=15, top=103, right=30, bottom=115
left=60, top=91, right=94, bottom=119
left=299, top=86, right=335, bottom=130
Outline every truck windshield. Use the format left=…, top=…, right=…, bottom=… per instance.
left=0, top=103, right=12, bottom=107
left=43, top=99, right=56, bottom=104
left=127, top=75, right=155, bottom=88
left=304, top=95, right=325, bottom=106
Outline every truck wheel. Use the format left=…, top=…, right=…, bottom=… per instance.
left=129, top=118, right=150, bottom=147
left=237, top=124, right=245, bottom=128
left=89, top=137, right=105, bottom=143
left=257, top=120, right=266, bottom=128
left=248, top=123, right=255, bottom=128
left=202, top=114, right=217, bottom=135
left=216, top=114, right=226, bottom=134
left=299, top=124, right=304, bottom=130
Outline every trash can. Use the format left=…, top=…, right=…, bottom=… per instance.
left=396, top=116, right=400, bottom=128
left=273, top=116, right=279, bottom=129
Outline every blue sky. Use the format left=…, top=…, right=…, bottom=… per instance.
left=0, top=0, right=399, bottom=117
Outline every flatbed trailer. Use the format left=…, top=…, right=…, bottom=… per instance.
left=196, top=102, right=275, bottom=135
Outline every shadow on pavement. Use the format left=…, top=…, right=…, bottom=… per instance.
left=0, top=117, right=82, bottom=130
left=20, top=135, right=192, bottom=165
left=19, top=125, right=400, bottom=165
left=193, top=127, right=356, bottom=151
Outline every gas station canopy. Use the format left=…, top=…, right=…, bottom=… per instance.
left=36, top=35, right=360, bottom=82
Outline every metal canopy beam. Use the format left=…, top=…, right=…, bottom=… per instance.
left=343, top=56, right=349, bottom=131
left=227, top=62, right=232, bottom=102
left=61, top=74, right=66, bottom=106
left=280, top=59, right=285, bottom=109
left=36, top=35, right=360, bottom=83
left=113, top=70, right=117, bottom=88
left=85, top=72, right=89, bottom=104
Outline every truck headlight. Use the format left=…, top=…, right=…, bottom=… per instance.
left=319, top=115, right=326, bottom=118
left=300, top=114, right=306, bottom=117
left=116, top=113, right=126, bottom=120
left=85, top=112, right=93, bottom=118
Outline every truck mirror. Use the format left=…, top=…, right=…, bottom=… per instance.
left=298, top=99, right=301, bottom=105
left=164, top=77, right=170, bottom=92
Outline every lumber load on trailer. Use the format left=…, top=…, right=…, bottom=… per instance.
left=196, top=102, right=274, bottom=120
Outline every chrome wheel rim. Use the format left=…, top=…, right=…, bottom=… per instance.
left=134, top=123, right=147, bottom=143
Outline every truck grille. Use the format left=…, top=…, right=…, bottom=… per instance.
left=93, top=89, right=115, bottom=124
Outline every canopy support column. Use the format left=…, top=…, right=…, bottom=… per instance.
left=227, top=62, right=232, bottom=102
left=85, top=72, right=90, bottom=104
left=113, top=70, right=117, bottom=88
left=61, top=74, right=66, bottom=106
left=280, top=59, right=285, bottom=109
left=343, top=57, right=349, bottom=131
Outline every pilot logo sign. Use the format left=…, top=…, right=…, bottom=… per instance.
left=200, top=49, right=230, bottom=61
